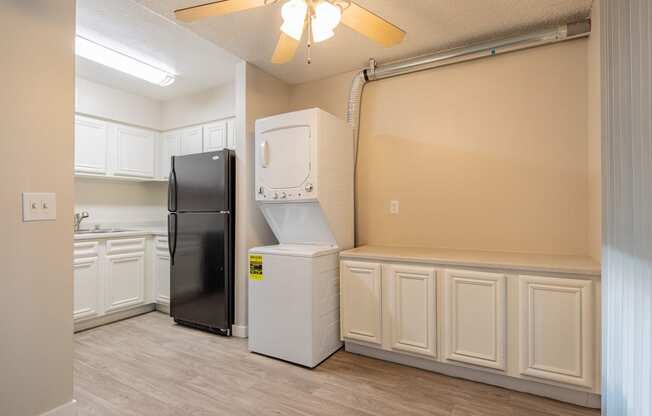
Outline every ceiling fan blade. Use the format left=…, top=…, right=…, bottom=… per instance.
left=340, top=1, right=405, bottom=47
left=271, top=32, right=301, bottom=64
left=175, top=0, right=268, bottom=22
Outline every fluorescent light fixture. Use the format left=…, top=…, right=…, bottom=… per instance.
left=75, top=36, right=175, bottom=87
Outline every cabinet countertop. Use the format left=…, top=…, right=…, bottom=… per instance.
left=340, top=245, right=601, bottom=277
left=74, top=226, right=167, bottom=241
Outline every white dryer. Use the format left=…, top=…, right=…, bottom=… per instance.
left=249, top=108, right=354, bottom=368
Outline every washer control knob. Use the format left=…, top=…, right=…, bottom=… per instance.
left=273, top=192, right=279, bottom=199
left=305, top=183, right=313, bottom=192
left=258, top=186, right=264, bottom=195
left=281, top=192, right=287, bottom=199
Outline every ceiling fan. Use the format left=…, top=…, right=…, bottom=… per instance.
left=174, top=0, right=406, bottom=64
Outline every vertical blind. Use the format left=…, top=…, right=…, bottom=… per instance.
left=602, top=0, right=652, bottom=414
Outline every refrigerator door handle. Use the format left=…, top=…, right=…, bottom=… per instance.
left=168, top=157, right=177, bottom=212
left=168, top=213, right=177, bottom=264
left=260, top=140, right=269, bottom=168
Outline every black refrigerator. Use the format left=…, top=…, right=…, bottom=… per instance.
left=167, top=150, right=235, bottom=336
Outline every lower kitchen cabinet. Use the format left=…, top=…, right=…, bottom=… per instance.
left=153, top=236, right=170, bottom=305
left=340, top=261, right=382, bottom=345
left=387, top=264, right=437, bottom=358
left=518, top=275, right=594, bottom=388
left=443, top=269, right=506, bottom=370
left=339, top=247, right=601, bottom=405
left=105, top=251, right=145, bottom=313
left=73, top=242, right=101, bottom=320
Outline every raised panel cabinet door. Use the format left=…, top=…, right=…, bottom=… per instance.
left=105, top=252, right=145, bottom=313
left=73, top=256, right=101, bottom=320
left=114, top=125, right=155, bottom=178
left=180, top=126, right=203, bottom=155
left=518, top=275, right=594, bottom=388
left=444, top=269, right=506, bottom=370
left=154, top=250, right=170, bottom=305
left=160, top=130, right=181, bottom=179
left=203, top=121, right=227, bottom=152
left=388, top=264, right=437, bottom=358
left=340, top=261, right=382, bottom=344
left=226, top=118, right=236, bottom=150
left=74, top=115, right=108, bottom=174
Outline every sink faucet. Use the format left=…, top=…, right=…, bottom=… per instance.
left=74, top=211, right=90, bottom=232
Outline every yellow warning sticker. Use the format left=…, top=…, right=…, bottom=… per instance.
left=249, top=255, right=263, bottom=281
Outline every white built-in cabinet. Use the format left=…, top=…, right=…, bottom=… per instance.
left=340, top=254, right=600, bottom=401
left=443, top=269, right=506, bottom=370
left=73, top=234, right=170, bottom=330
left=74, top=115, right=108, bottom=174
left=341, top=261, right=382, bottom=345
left=74, top=114, right=236, bottom=181
left=153, top=236, right=171, bottom=306
left=518, top=275, right=594, bottom=388
left=388, top=264, right=437, bottom=358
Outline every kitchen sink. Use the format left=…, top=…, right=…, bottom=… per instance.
left=75, top=228, right=136, bottom=234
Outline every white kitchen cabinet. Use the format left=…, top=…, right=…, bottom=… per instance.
left=73, top=241, right=101, bottom=320
left=226, top=118, right=236, bottom=150
left=74, top=115, right=108, bottom=174
left=443, top=269, right=506, bottom=370
left=114, top=125, right=156, bottom=178
left=518, top=275, right=594, bottom=388
left=160, top=130, right=181, bottom=179
left=181, top=126, right=203, bottom=155
left=104, top=238, right=146, bottom=313
left=203, top=121, right=228, bottom=152
left=340, top=261, right=382, bottom=345
left=153, top=236, right=170, bottom=305
left=387, top=264, right=437, bottom=358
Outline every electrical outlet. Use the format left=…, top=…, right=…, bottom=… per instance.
left=390, top=200, right=400, bottom=215
left=22, top=192, right=56, bottom=221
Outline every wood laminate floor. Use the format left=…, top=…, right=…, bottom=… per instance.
left=74, top=312, right=600, bottom=416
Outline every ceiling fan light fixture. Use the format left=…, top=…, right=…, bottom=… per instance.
left=311, top=1, right=341, bottom=43
left=280, top=0, right=308, bottom=40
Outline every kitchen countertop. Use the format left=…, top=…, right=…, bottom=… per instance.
left=340, top=245, right=601, bottom=277
left=74, top=225, right=167, bottom=241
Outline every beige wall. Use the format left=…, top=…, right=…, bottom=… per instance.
left=160, top=82, right=235, bottom=130
left=0, top=1, right=75, bottom=415
left=587, top=0, right=602, bottom=262
left=290, top=40, right=596, bottom=256
left=233, top=62, right=290, bottom=331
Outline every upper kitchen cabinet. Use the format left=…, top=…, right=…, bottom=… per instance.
left=75, top=115, right=108, bottom=174
left=226, top=118, right=236, bottom=150
left=180, top=126, right=203, bottom=155
left=203, top=121, right=227, bottom=152
left=160, top=130, right=182, bottom=180
left=114, top=125, right=156, bottom=179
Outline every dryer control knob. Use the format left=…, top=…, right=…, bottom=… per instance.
left=258, top=186, right=264, bottom=195
left=273, top=192, right=279, bottom=199
left=281, top=192, right=287, bottom=199
left=305, top=183, right=313, bottom=192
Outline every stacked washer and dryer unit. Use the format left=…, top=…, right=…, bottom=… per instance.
left=248, top=108, right=354, bottom=368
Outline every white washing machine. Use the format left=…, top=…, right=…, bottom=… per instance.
left=248, top=108, right=354, bottom=368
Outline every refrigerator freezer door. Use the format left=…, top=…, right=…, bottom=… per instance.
left=171, top=212, right=232, bottom=332
left=171, top=150, right=231, bottom=212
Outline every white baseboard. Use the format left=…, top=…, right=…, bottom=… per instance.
left=232, top=324, right=248, bottom=338
left=155, top=302, right=170, bottom=314
left=41, top=399, right=77, bottom=416
left=74, top=304, right=156, bottom=332
left=346, top=343, right=601, bottom=409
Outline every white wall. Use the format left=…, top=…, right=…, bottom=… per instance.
left=75, top=180, right=168, bottom=226
left=160, top=83, right=235, bottom=130
left=76, top=76, right=161, bottom=130
left=0, top=1, right=75, bottom=415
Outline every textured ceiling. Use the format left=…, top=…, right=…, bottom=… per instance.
left=76, top=0, right=240, bottom=100
left=137, top=0, right=593, bottom=85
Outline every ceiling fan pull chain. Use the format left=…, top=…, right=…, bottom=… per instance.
left=307, top=11, right=313, bottom=64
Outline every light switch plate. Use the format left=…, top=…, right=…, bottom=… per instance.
left=22, top=192, right=57, bottom=221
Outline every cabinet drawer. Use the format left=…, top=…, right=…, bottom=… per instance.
left=74, top=241, right=99, bottom=258
left=106, top=238, right=146, bottom=255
